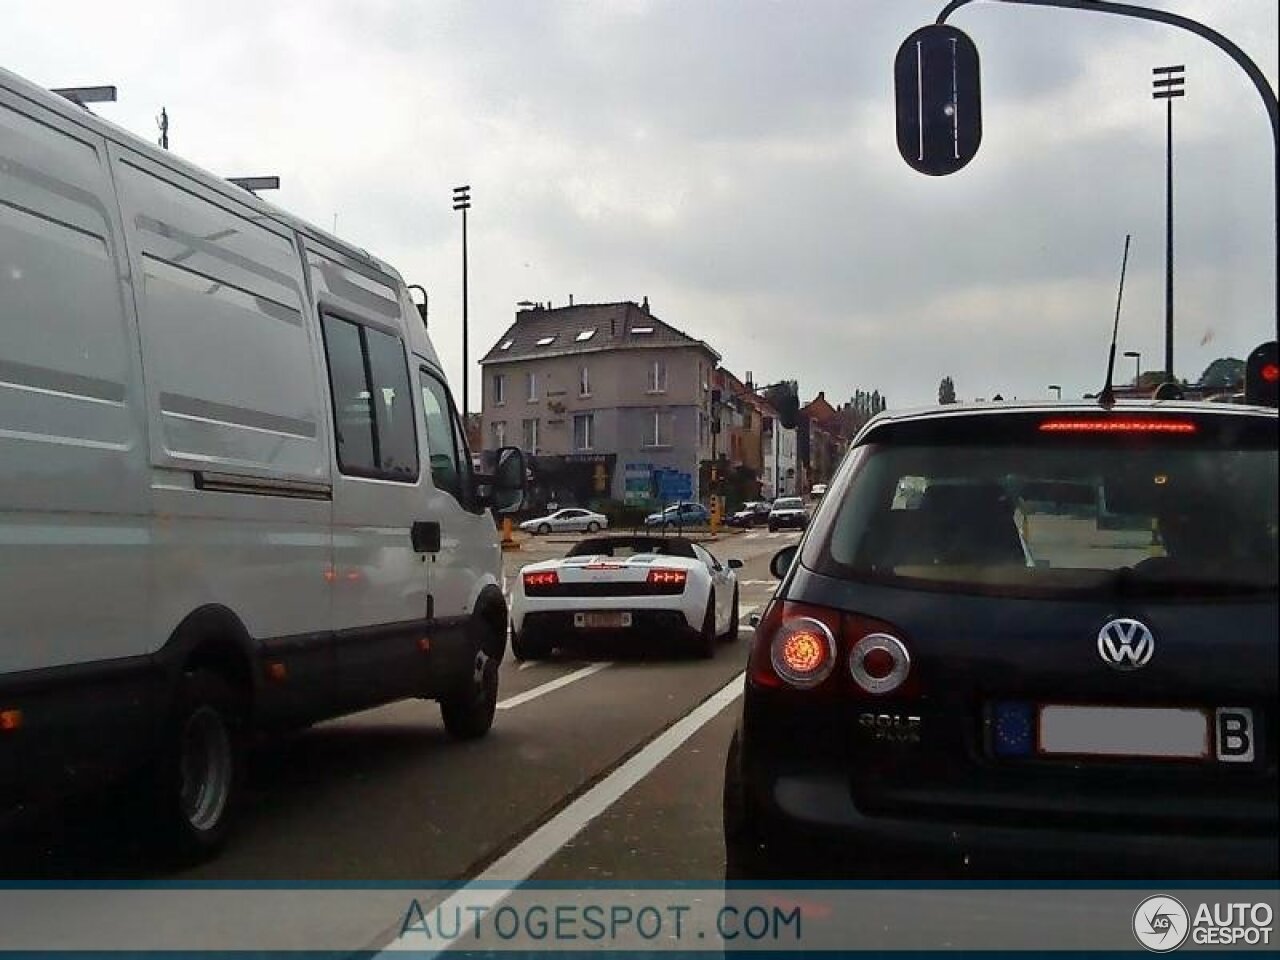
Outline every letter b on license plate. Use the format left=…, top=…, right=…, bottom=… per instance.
left=1215, top=707, right=1254, bottom=763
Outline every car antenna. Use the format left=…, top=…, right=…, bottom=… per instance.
left=1097, top=233, right=1132, bottom=410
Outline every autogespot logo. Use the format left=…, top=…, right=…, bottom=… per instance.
left=1133, top=895, right=1190, bottom=952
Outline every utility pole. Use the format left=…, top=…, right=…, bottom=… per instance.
left=157, top=107, right=169, bottom=149
left=1153, top=64, right=1185, bottom=380
left=453, top=185, right=472, bottom=418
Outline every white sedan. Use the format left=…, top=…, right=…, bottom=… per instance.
left=518, top=508, right=609, bottom=535
left=509, top=535, right=742, bottom=660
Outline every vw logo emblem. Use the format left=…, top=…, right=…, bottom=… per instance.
left=1098, top=618, right=1155, bottom=670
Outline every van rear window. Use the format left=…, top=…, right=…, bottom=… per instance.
left=813, top=436, right=1278, bottom=598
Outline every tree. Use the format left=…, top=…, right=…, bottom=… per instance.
left=938, top=376, right=957, bottom=404
left=1197, top=357, right=1245, bottom=390
left=762, top=381, right=800, bottom=429
left=836, top=387, right=890, bottom=435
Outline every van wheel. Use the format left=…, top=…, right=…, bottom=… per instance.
left=147, top=669, right=243, bottom=862
left=441, top=648, right=499, bottom=740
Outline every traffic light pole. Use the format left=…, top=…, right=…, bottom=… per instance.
left=937, top=0, right=1279, bottom=351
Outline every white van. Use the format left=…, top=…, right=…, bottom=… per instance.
left=0, top=66, right=525, bottom=857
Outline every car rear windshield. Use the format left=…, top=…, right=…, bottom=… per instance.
left=809, top=415, right=1278, bottom=599
left=774, top=498, right=804, bottom=510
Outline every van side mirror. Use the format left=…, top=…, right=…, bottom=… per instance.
left=770, top=545, right=798, bottom=580
left=490, top=446, right=526, bottom=514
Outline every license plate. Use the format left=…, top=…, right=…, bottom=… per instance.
left=574, top=611, right=632, bottom=629
left=1037, top=705, right=1210, bottom=759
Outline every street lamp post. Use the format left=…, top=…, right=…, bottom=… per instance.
left=452, top=186, right=472, bottom=418
left=1048, top=384, right=1062, bottom=399
left=1153, top=65, right=1185, bottom=381
left=1123, top=350, right=1142, bottom=385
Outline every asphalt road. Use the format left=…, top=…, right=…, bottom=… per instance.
left=0, top=528, right=798, bottom=886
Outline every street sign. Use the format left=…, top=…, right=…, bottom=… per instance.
left=895, top=24, right=982, bottom=176
left=657, top=470, right=693, bottom=501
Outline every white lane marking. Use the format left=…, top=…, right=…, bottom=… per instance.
left=517, top=661, right=536, bottom=671
left=496, top=663, right=610, bottom=710
left=387, top=672, right=745, bottom=956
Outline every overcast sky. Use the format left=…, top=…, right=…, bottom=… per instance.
left=4, top=0, right=1275, bottom=408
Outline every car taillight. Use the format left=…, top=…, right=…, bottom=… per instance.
left=750, top=602, right=917, bottom=697
left=646, top=569, right=687, bottom=587
left=848, top=631, right=912, bottom=694
left=749, top=601, right=839, bottom=690
left=523, top=570, right=559, bottom=590
left=1039, top=418, right=1196, bottom=434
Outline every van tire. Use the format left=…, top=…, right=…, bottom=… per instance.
left=146, top=668, right=243, bottom=862
left=441, top=648, right=499, bottom=740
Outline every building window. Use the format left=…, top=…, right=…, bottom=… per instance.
left=491, top=420, right=506, bottom=449
left=320, top=314, right=418, bottom=483
left=493, top=373, right=506, bottom=406
left=573, top=413, right=594, bottom=451
left=646, top=411, right=671, bottom=447
left=522, top=418, right=539, bottom=454
left=579, top=365, right=591, bottom=397
left=648, top=360, right=667, bottom=393
left=526, top=371, right=538, bottom=402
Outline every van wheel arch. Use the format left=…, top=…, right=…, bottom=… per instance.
left=159, top=606, right=259, bottom=714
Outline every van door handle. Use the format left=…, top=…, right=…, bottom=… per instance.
left=411, top=521, right=441, bottom=554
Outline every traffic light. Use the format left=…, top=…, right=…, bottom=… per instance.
left=1245, top=340, right=1278, bottom=407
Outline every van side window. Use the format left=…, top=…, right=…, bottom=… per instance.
left=364, top=327, right=418, bottom=481
left=419, top=369, right=470, bottom=503
left=321, top=314, right=419, bottom=482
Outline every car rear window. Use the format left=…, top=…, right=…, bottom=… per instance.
left=774, top=498, right=804, bottom=510
left=809, top=414, right=1278, bottom=599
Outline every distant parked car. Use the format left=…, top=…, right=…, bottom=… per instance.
left=767, top=496, right=809, bottom=532
left=520, top=508, right=608, bottom=535
left=727, top=501, right=772, bottom=528
left=645, top=502, right=711, bottom=528
left=809, top=483, right=828, bottom=502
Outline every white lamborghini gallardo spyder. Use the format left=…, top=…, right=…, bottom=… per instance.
left=509, top=535, right=743, bottom=660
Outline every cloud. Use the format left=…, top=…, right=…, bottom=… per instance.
left=2, top=0, right=1273, bottom=410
